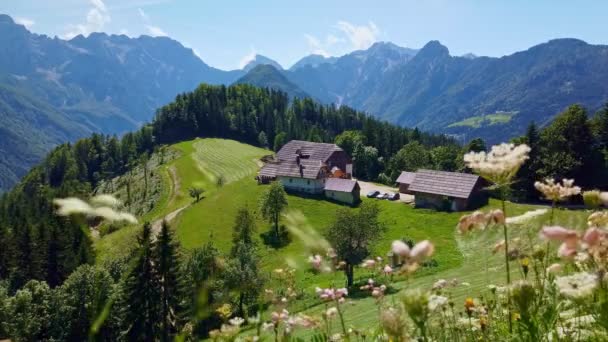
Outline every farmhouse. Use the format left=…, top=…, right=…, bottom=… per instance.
left=407, top=169, right=488, bottom=211
left=257, top=140, right=353, bottom=195
left=395, top=171, right=416, bottom=194
left=324, top=178, right=361, bottom=205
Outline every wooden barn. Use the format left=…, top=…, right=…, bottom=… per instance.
left=324, top=178, right=361, bottom=205
left=395, top=171, right=416, bottom=194
left=408, top=170, right=488, bottom=211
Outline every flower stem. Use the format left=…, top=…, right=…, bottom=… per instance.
left=501, top=195, right=513, bottom=334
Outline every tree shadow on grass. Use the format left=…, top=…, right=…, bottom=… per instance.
left=260, top=225, right=291, bottom=249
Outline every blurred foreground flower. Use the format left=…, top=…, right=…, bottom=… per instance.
left=464, top=143, right=530, bottom=185
left=53, top=195, right=137, bottom=224
left=535, top=178, right=581, bottom=202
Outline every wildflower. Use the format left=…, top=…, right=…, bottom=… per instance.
left=316, top=287, right=348, bottom=301
left=488, top=209, right=505, bottom=225
left=401, top=289, right=430, bottom=324
left=410, top=240, right=434, bottom=261
left=248, top=313, right=261, bottom=325
left=535, top=178, right=581, bottom=202
left=558, top=242, right=578, bottom=259
left=464, top=298, right=475, bottom=316
left=457, top=211, right=488, bottom=233
left=90, top=194, right=122, bottom=208
left=582, top=227, right=603, bottom=247
left=361, top=259, right=376, bottom=268
left=546, top=263, right=563, bottom=274
left=391, top=240, right=410, bottom=257
left=330, top=333, right=343, bottom=341
left=555, top=272, right=598, bottom=299
left=432, top=279, right=448, bottom=290
left=464, top=143, right=530, bottom=184
left=325, top=307, right=338, bottom=318
left=540, top=226, right=578, bottom=242
left=587, top=211, right=608, bottom=227
left=216, top=303, right=232, bottom=319
left=229, top=317, right=245, bottom=327
left=383, top=265, right=393, bottom=275
left=326, top=248, right=337, bottom=258
left=308, top=254, right=322, bottom=270
left=428, top=294, right=448, bottom=311
left=380, top=307, right=406, bottom=339
left=511, top=281, right=535, bottom=313
left=461, top=282, right=471, bottom=287
left=261, top=322, right=275, bottom=331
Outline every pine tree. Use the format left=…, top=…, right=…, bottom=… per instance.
left=154, top=220, right=184, bottom=342
left=122, top=223, right=160, bottom=341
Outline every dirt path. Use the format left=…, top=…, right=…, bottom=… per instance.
left=151, top=206, right=188, bottom=240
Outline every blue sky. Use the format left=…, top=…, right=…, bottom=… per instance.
left=2, top=0, right=607, bottom=70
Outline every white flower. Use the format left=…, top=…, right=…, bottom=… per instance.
left=464, top=143, right=530, bottom=184
left=229, top=317, right=245, bottom=327
left=555, top=272, right=598, bottom=298
left=325, top=307, right=338, bottom=318
left=428, top=295, right=448, bottom=311
left=535, top=178, right=581, bottom=202
left=432, top=279, right=448, bottom=290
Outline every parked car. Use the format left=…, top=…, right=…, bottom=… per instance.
left=387, top=192, right=400, bottom=201
left=376, top=192, right=389, bottom=200
left=366, top=190, right=380, bottom=198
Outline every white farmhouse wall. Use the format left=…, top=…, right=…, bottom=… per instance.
left=278, top=176, right=325, bottom=194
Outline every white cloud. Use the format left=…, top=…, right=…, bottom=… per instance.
left=63, top=0, right=111, bottom=39
left=238, top=47, right=257, bottom=69
left=15, top=17, right=35, bottom=30
left=304, top=34, right=328, bottom=57
left=145, top=25, right=168, bottom=37
left=304, top=21, right=378, bottom=57
left=119, top=28, right=129, bottom=36
left=138, top=8, right=149, bottom=21
left=336, top=21, right=379, bottom=50
left=138, top=7, right=169, bottom=37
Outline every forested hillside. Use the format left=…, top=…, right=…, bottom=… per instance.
left=0, top=14, right=243, bottom=192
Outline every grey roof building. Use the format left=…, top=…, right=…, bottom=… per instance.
left=407, top=169, right=488, bottom=211
left=258, top=140, right=352, bottom=183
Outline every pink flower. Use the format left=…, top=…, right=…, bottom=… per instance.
left=546, top=263, right=563, bottom=274
left=558, top=242, right=577, bottom=259
left=371, top=289, right=382, bottom=297
left=383, top=265, right=393, bottom=275
left=540, top=226, right=578, bottom=242
left=308, top=254, right=323, bottom=270
left=410, top=240, right=435, bottom=261
left=488, top=209, right=505, bottom=225
left=391, top=240, right=410, bottom=257
left=582, top=227, right=602, bottom=247
left=361, top=259, right=376, bottom=268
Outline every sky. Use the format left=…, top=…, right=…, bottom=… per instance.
left=2, top=0, right=608, bottom=70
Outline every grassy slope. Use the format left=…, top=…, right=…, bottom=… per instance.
left=96, top=137, right=592, bottom=334
left=95, top=138, right=270, bottom=263
left=448, top=111, right=517, bottom=128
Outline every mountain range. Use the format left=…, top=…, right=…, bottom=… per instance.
left=1, top=12, right=608, bottom=192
